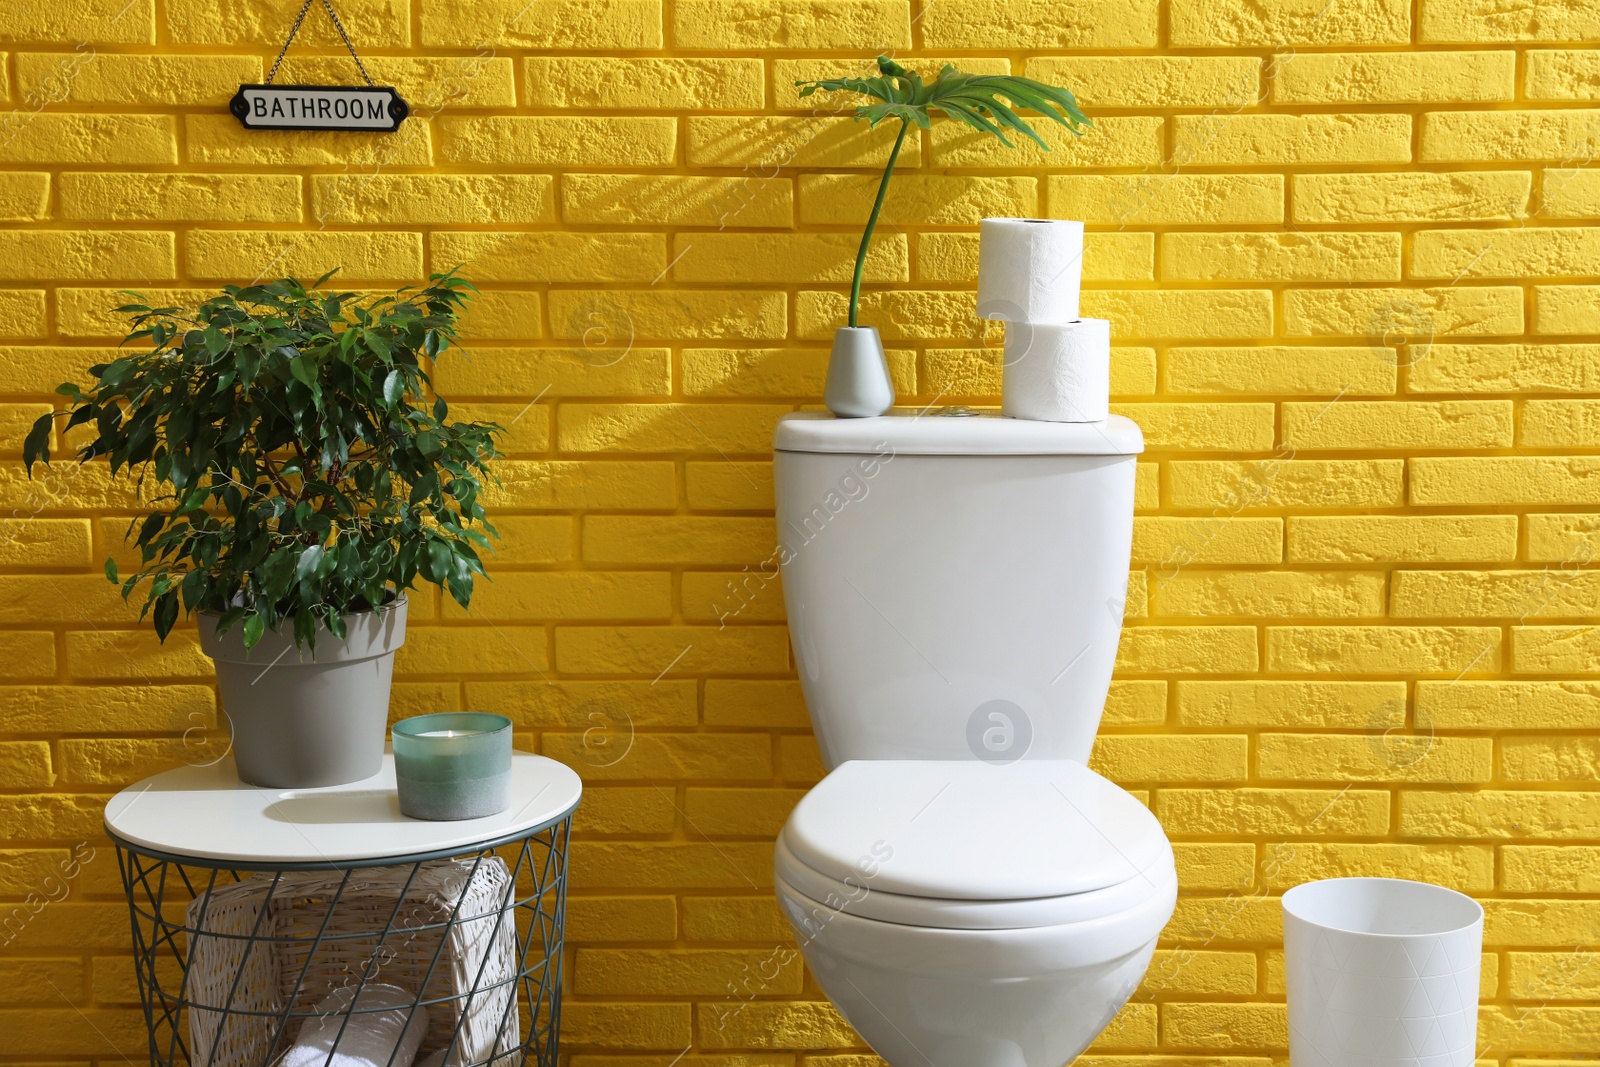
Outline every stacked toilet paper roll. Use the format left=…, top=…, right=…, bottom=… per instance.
left=977, top=218, right=1108, bottom=423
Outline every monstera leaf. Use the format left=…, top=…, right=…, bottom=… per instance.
left=796, top=56, right=1090, bottom=327
left=797, top=55, right=1090, bottom=149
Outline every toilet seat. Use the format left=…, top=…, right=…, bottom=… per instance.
left=776, top=760, right=1174, bottom=931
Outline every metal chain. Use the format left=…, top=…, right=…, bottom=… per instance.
left=264, top=0, right=376, bottom=88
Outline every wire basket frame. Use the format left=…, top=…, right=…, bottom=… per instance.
left=113, top=818, right=571, bottom=1067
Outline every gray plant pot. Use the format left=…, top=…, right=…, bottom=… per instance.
left=198, top=596, right=408, bottom=788
left=824, top=326, right=895, bottom=418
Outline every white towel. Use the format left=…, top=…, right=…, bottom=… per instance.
left=280, top=983, right=430, bottom=1067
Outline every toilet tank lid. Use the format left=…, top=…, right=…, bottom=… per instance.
left=773, top=410, right=1144, bottom=456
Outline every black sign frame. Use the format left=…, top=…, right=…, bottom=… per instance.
left=229, top=84, right=409, bottom=133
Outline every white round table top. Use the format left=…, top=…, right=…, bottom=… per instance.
left=104, top=751, right=583, bottom=866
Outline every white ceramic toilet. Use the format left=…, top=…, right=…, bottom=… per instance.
left=772, top=409, right=1176, bottom=1067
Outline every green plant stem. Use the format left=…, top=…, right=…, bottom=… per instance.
left=849, top=118, right=910, bottom=329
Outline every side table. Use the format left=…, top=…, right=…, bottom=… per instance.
left=105, top=752, right=583, bottom=1067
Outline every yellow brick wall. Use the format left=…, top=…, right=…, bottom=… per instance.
left=0, top=0, right=1598, bottom=1062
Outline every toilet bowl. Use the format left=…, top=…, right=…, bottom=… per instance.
left=773, top=759, right=1176, bottom=1067
left=773, top=410, right=1168, bottom=1065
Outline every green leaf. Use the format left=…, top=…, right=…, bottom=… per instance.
left=243, top=612, right=265, bottom=650
left=104, top=558, right=118, bottom=583
left=289, top=355, right=317, bottom=388
left=383, top=368, right=404, bottom=407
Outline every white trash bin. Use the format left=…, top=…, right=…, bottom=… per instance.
left=1283, top=877, right=1483, bottom=1067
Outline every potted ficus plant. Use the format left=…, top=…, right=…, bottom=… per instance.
left=797, top=56, right=1090, bottom=416
left=23, top=272, right=500, bottom=788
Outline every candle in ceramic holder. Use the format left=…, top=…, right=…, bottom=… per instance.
left=392, top=712, right=513, bottom=820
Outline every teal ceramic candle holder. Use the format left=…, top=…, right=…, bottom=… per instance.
left=392, top=712, right=513, bottom=821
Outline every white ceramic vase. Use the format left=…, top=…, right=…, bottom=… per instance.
left=824, top=326, right=894, bottom=418
left=1283, top=877, right=1483, bottom=1067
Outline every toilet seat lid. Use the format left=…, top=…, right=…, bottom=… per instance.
left=782, top=760, right=1168, bottom=901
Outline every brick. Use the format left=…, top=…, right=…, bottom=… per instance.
left=585, top=517, right=773, bottom=566
left=1158, top=572, right=1387, bottom=619
left=1319, top=398, right=1519, bottom=459
left=1527, top=49, right=1600, bottom=99
left=681, top=895, right=791, bottom=941
left=685, top=348, right=824, bottom=398
left=1274, top=51, right=1513, bottom=103
left=1411, top=342, right=1600, bottom=391
left=1139, top=949, right=1257, bottom=997
left=801, top=173, right=1035, bottom=225
left=1542, top=166, right=1600, bottom=217
left=1486, top=900, right=1600, bottom=948
left=1413, top=456, right=1600, bottom=505
left=0, top=232, right=172, bottom=283
left=551, top=290, right=786, bottom=342
left=568, top=896, right=676, bottom=942
left=1421, top=0, right=1600, bottom=42
left=1166, top=895, right=1283, bottom=946
left=1052, top=174, right=1281, bottom=226
left=1158, top=786, right=1390, bottom=836
left=1406, top=791, right=1600, bottom=840
left=466, top=680, right=695, bottom=728
left=561, top=1003, right=692, bottom=1049
left=929, top=116, right=1161, bottom=168
left=704, top=680, right=808, bottom=728
left=1092, top=734, right=1247, bottom=782
left=1283, top=286, right=1523, bottom=339
left=1028, top=56, right=1260, bottom=108
left=1166, top=346, right=1396, bottom=395
left=0, top=404, right=53, bottom=453
left=1133, top=517, right=1282, bottom=566
left=482, top=460, right=675, bottom=510
left=1260, top=733, right=1493, bottom=783
left=690, top=116, right=917, bottom=168
left=275, top=55, right=519, bottom=108
left=684, top=788, right=805, bottom=836
left=433, top=232, right=663, bottom=284
left=674, top=232, right=905, bottom=284
left=1161, top=1002, right=1287, bottom=1051
left=396, top=626, right=548, bottom=676
left=1271, top=842, right=1494, bottom=892
left=448, top=402, right=548, bottom=453
left=1504, top=736, right=1600, bottom=781
left=572, top=841, right=772, bottom=890
left=1173, top=0, right=1408, bottom=44
left=1171, top=114, right=1411, bottom=166
left=922, top=0, right=1154, bottom=45
left=16, top=53, right=256, bottom=104
left=439, top=347, right=671, bottom=398
left=1102, top=680, right=1166, bottom=726
left=559, top=403, right=785, bottom=453
left=1114, top=626, right=1260, bottom=674
left=0, top=741, right=50, bottom=787
left=1174, top=842, right=1256, bottom=891
left=1395, top=570, right=1600, bottom=619
left=0, top=174, right=48, bottom=222
left=526, top=57, right=761, bottom=109
left=1089, top=1002, right=1158, bottom=1048
left=0, top=684, right=211, bottom=733
left=1507, top=950, right=1600, bottom=1001
left=66, top=630, right=208, bottom=682
left=1162, top=232, right=1401, bottom=283
left=678, top=565, right=782, bottom=622
left=546, top=732, right=770, bottom=781
left=1288, top=515, right=1518, bottom=563
left=169, top=0, right=408, bottom=45
left=440, top=117, right=676, bottom=166
left=1528, top=513, right=1600, bottom=561
left=676, top=0, right=909, bottom=48
left=1111, top=404, right=1275, bottom=451
left=1524, top=400, right=1600, bottom=446
left=1170, top=459, right=1402, bottom=509
left=420, top=0, right=662, bottom=47
left=1135, top=463, right=1160, bottom=509
left=564, top=174, right=793, bottom=227
left=1, top=113, right=177, bottom=166
left=1294, top=171, right=1530, bottom=223
left=59, top=173, right=299, bottom=223
left=1420, top=680, right=1600, bottom=729
left=1505, top=848, right=1600, bottom=893
left=0, top=518, right=90, bottom=566
left=1084, top=290, right=1275, bottom=340
left=312, top=175, right=551, bottom=226
left=697, top=1001, right=855, bottom=1049
left=1536, top=283, right=1600, bottom=337
left=577, top=947, right=801, bottom=996
left=0, top=0, right=152, bottom=42
left=0, top=794, right=106, bottom=841
left=1423, top=109, right=1600, bottom=161
left=445, top=572, right=670, bottom=621
left=556, top=626, right=789, bottom=674
left=920, top=346, right=1151, bottom=399
left=1266, top=624, right=1501, bottom=675
left=1518, top=626, right=1600, bottom=673
left=0, top=1008, right=146, bottom=1055
left=0, top=633, right=55, bottom=679
left=1179, top=680, right=1401, bottom=728
left=186, top=115, right=432, bottom=166
left=187, top=230, right=419, bottom=283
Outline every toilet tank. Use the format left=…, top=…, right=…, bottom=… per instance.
left=774, top=410, right=1142, bottom=769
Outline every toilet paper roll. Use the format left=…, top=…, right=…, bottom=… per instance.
left=1001, top=318, right=1110, bottom=423
left=977, top=218, right=1084, bottom=325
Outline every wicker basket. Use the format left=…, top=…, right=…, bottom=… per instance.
left=184, top=858, right=520, bottom=1067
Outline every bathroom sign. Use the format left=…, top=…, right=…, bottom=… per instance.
left=230, top=84, right=409, bottom=132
